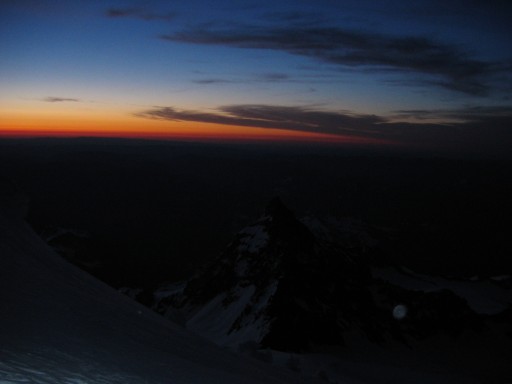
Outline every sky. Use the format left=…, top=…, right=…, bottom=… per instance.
left=1, top=0, right=511, bottom=156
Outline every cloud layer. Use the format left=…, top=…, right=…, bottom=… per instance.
left=138, top=104, right=512, bottom=156
left=138, top=105, right=385, bottom=137
left=161, top=24, right=506, bottom=96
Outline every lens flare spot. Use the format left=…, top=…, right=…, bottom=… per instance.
left=392, top=304, right=408, bottom=320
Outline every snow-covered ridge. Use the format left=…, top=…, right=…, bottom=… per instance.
left=237, top=224, right=269, bottom=254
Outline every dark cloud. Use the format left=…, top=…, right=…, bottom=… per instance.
left=192, top=79, right=233, bottom=84
left=137, top=104, right=512, bottom=157
left=192, top=73, right=291, bottom=85
left=42, top=97, right=80, bottom=103
left=137, top=105, right=386, bottom=137
left=161, top=25, right=505, bottom=96
left=260, top=11, right=328, bottom=25
left=258, top=73, right=290, bottom=82
left=106, top=8, right=174, bottom=21
left=395, top=105, right=512, bottom=122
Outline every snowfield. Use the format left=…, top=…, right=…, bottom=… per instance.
left=0, top=210, right=313, bottom=384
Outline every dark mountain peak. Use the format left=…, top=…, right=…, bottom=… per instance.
left=264, top=196, right=294, bottom=220
left=259, top=197, right=315, bottom=251
left=154, top=199, right=489, bottom=353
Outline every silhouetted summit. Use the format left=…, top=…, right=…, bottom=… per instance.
left=264, top=196, right=292, bottom=218
left=154, top=199, right=488, bottom=352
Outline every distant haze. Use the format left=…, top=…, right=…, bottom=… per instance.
left=1, top=138, right=510, bottom=286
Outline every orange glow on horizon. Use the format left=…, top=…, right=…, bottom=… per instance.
left=0, top=110, right=390, bottom=146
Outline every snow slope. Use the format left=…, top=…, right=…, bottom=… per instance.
left=0, top=209, right=313, bottom=384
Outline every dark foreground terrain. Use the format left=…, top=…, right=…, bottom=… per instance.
left=1, top=137, right=512, bottom=383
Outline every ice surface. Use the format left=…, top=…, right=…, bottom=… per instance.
left=0, top=211, right=311, bottom=384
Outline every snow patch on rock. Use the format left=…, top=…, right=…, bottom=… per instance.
left=237, top=225, right=269, bottom=254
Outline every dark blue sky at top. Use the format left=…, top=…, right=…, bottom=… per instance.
left=1, top=0, right=511, bottom=156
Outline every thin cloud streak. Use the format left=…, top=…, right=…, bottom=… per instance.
left=137, top=104, right=512, bottom=156
left=192, top=73, right=292, bottom=85
left=395, top=105, right=512, bottom=122
left=42, top=97, right=80, bottom=103
left=106, top=8, right=175, bottom=21
left=192, top=79, right=233, bottom=84
left=161, top=24, right=504, bottom=96
left=137, top=105, right=386, bottom=137
left=258, top=73, right=290, bottom=82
